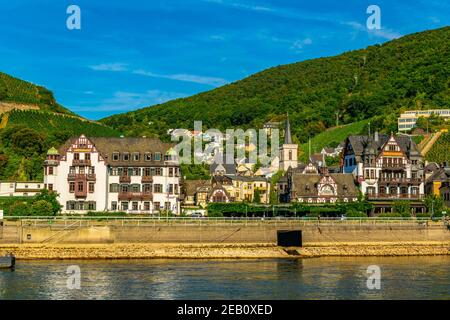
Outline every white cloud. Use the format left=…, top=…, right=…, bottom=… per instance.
left=204, top=0, right=273, bottom=13
left=343, top=21, right=401, bottom=40
left=89, top=62, right=228, bottom=87
left=291, top=38, right=313, bottom=52
left=258, top=33, right=313, bottom=53
left=89, top=63, right=128, bottom=72
left=73, top=90, right=187, bottom=112
left=133, top=69, right=228, bottom=87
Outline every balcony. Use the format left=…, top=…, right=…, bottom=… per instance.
left=119, top=175, right=131, bottom=183
left=67, top=173, right=96, bottom=181
left=365, top=193, right=424, bottom=200
left=381, top=163, right=405, bottom=171
left=142, top=175, right=153, bottom=183
left=118, top=191, right=152, bottom=201
left=44, top=159, right=59, bottom=166
left=75, top=189, right=87, bottom=198
left=72, top=159, right=91, bottom=166
left=378, top=177, right=422, bottom=185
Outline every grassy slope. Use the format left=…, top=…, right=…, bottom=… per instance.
left=298, top=119, right=370, bottom=161
left=425, top=131, right=450, bottom=163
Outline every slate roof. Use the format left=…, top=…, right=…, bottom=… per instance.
left=183, top=179, right=211, bottom=196
left=291, top=173, right=359, bottom=197
left=57, top=136, right=175, bottom=166
left=426, top=167, right=450, bottom=183
left=210, top=154, right=237, bottom=175
left=347, top=134, right=420, bottom=157
left=284, top=113, right=293, bottom=144
left=424, top=162, right=440, bottom=175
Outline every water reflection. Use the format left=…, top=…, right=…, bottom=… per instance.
left=0, top=256, right=448, bottom=300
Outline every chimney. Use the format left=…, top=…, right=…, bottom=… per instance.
left=374, top=131, right=379, bottom=142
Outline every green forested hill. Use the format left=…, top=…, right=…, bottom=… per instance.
left=101, top=26, right=450, bottom=143
left=0, top=72, right=73, bottom=115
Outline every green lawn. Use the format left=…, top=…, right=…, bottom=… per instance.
left=299, top=119, right=370, bottom=162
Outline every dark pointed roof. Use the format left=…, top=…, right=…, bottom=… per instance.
left=284, top=113, right=292, bottom=144
left=346, top=134, right=420, bottom=157
left=291, top=173, right=359, bottom=197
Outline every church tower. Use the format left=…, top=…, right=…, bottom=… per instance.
left=279, top=113, right=298, bottom=171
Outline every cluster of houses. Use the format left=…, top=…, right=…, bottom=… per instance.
left=0, top=115, right=449, bottom=215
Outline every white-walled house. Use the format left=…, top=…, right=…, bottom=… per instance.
left=44, top=135, right=181, bottom=214
left=0, top=181, right=44, bottom=197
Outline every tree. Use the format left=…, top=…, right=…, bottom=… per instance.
left=253, top=189, right=261, bottom=204
left=31, top=200, right=53, bottom=216
left=33, top=189, right=61, bottom=215
left=424, top=194, right=445, bottom=217
left=8, top=201, right=30, bottom=216
left=393, top=200, right=411, bottom=217
left=0, top=152, right=8, bottom=177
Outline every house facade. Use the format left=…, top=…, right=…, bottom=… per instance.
left=44, top=135, right=181, bottom=214
left=278, top=161, right=358, bottom=204
left=425, top=164, right=450, bottom=202
left=341, top=133, right=425, bottom=213
left=0, top=181, right=44, bottom=197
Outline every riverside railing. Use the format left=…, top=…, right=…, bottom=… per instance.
left=3, top=216, right=446, bottom=228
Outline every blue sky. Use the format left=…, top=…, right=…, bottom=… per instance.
left=0, top=0, right=448, bottom=120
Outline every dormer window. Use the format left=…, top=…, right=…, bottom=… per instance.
left=123, top=153, right=130, bottom=161
left=133, top=153, right=140, bottom=161
left=144, top=153, right=152, bottom=161
left=112, top=153, right=120, bottom=161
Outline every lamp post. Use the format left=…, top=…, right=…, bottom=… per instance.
left=431, top=198, right=435, bottom=220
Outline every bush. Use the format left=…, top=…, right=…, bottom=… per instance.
left=378, top=212, right=403, bottom=218
left=393, top=200, right=412, bottom=217
left=415, top=213, right=431, bottom=218
left=33, top=189, right=61, bottom=215
left=207, top=210, right=223, bottom=217
left=306, top=211, right=320, bottom=217
left=30, top=200, right=53, bottom=216
left=8, top=201, right=30, bottom=216
left=86, top=211, right=127, bottom=217
left=345, top=209, right=367, bottom=217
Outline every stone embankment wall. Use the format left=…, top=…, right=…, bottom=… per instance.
left=1, top=221, right=448, bottom=244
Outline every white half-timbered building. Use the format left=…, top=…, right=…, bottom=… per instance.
left=44, top=135, right=181, bottom=214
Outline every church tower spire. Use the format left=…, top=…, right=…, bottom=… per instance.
left=279, top=113, right=298, bottom=171
left=284, top=112, right=292, bottom=144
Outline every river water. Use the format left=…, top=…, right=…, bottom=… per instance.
left=0, top=256, right=449, bottom=299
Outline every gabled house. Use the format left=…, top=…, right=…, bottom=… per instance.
left=425, top=164, right=450, bottom=198
left=341, top=132, right=425, bottom=213
left=278, top=160, right=358, bottom=204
